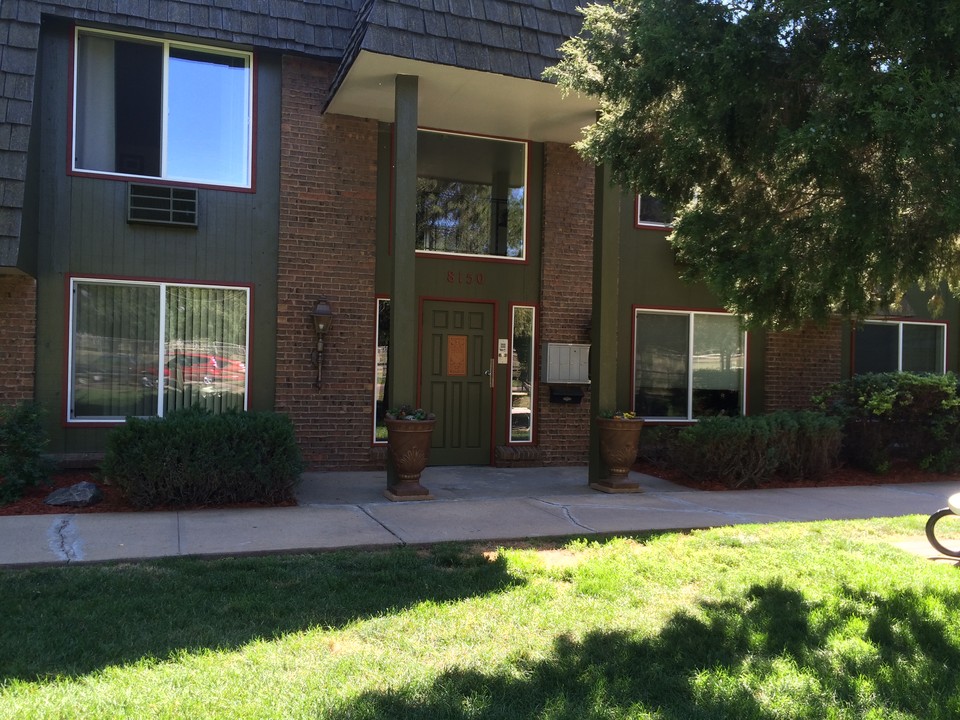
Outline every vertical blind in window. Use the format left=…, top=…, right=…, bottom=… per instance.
left=853, top=322, right=946, bottom=374
left=163, top=286, right=248, bottom=415
left=71, top=282, right=161, bottom=419
left=634, top=311, right=744, bottom=420
left=903, top=324, right=945, bottom=372
left=70, top=280, right=248, bottom=421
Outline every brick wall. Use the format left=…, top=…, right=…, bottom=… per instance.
left=764, top=319, right=843, bottom=411
left=538, top=143, right=593, bottom=464
left=276, top=56, right=380, bottom=469
left=0, top=274, right=36, bottom=403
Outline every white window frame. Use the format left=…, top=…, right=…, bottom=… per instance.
left=635, top=194, right=673, bottom=230
left=416, top=129, right=528, bottom=262
left=633, top=308, right=747, bottom=422
left=856, top=320, right=947, bottom=373
left=68, top=278, right=251, bottom=423
left=72, top=27, right=254, bottom=188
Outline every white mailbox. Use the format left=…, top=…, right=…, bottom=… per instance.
left=542, top=343, right=590, bottom=384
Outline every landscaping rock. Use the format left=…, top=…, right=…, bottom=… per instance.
left=44, top=482, right=103, bottom=508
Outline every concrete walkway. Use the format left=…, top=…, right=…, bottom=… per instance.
left=1, top=466, right=957, bottom=566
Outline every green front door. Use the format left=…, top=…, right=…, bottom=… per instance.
left=421, top=300, right=494, bottom=465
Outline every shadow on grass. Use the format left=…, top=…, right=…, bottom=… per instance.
left=0, top=543, right=519, bottom=681
left=337, top=581, right=960, bottom=720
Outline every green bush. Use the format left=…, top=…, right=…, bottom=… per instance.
left=766, top=410, right=844, bottom=481
left=665, top=411, right=842, bottom=488
left=637, top=425, right=676, bottom=466
left=0, top=402, right=52, bottom=504
left=102, top=407, right=305, bottom=508
left=814, top=372, right=960, bottom=473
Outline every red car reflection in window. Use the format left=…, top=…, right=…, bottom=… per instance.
left=143, top=353, right=246, bottom=388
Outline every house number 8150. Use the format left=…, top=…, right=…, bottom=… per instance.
left=446, top=271, right=485, bottom=286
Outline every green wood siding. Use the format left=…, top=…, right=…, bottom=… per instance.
left=30, top=24, right=281, bottom=453
left=615, top=192, right=764, bottom=415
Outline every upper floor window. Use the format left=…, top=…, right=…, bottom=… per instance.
left=853, top=320, right=947, bottom=374
left=634, top=309, right=745, bottom=420
left=73, top=28, right=253, bottom=188
left=635, top=195, right=673, bottom=229
left=416, top=130, right=527, bottom=260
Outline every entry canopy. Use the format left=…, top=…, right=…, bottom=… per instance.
left=326, top=50, right=598, bottom=145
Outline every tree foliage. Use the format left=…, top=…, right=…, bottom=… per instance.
left=548, top=0, right=960, bottom=328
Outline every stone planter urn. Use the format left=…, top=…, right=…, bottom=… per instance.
left=592, top=415, right=645, bottom=494
left=384, top=407, right=436, bottom=501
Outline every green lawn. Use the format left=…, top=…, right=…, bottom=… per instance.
left=1, top=517, right=958, bottom=719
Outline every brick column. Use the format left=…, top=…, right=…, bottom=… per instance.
left=0, top=274, right=36, bottom=403
left=276, top=57, right=380, bottom=469
left=764, top=319, right=843, bottom=411
left=538, top=143, right=594, bottom=465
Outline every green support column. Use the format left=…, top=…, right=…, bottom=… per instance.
left=589, top=162, right=622, bottom=484
left=387, top=75, right=419, bottom=486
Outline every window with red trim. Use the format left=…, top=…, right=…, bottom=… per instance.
left=74, top=28, right=253, bottom=188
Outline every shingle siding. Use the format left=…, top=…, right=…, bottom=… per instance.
left=35, top=0, right=362, bottom=56
left=0, top=4, right=37, bottom=268
left=353, top=0, right=582, bottom=80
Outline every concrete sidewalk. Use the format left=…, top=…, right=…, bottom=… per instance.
left=1, top=466, right=957, bottom=566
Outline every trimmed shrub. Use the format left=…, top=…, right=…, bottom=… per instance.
left=766, top=411, right=844, bottom=481
left=815, top=372, right=960, bottom=473
left=637, top=425, right=677, bottom=466
left=665, top=411, right=842, bottom=488
left=102, top=407, right=304, bottom=508
left=668, top=416, right=780, bottom=488
left=0, top=402, right=52, bottom=505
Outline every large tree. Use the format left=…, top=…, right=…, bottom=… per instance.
left=548, top=0, right=960, bottom=328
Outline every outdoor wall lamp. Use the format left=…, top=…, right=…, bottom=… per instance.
left=310, top=299, right=335, bottom=387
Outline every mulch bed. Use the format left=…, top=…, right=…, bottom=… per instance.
left=633, top=458, right=956, bottom=491
left=0, top=470, right=295, bottom=516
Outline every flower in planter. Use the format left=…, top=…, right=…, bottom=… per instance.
left=386, top=405, right=436, bottom=421
left=599, top=410, right=639, bottom=420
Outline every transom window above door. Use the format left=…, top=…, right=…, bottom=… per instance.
left=73, top=28, right=253, bottom=188
left=416, top=130, right=527, bottom=260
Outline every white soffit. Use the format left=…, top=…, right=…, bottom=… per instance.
left=326, top=50, right=598, bottom=144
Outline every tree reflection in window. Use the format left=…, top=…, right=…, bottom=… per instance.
left=416, top=130, right=526, bottom=259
